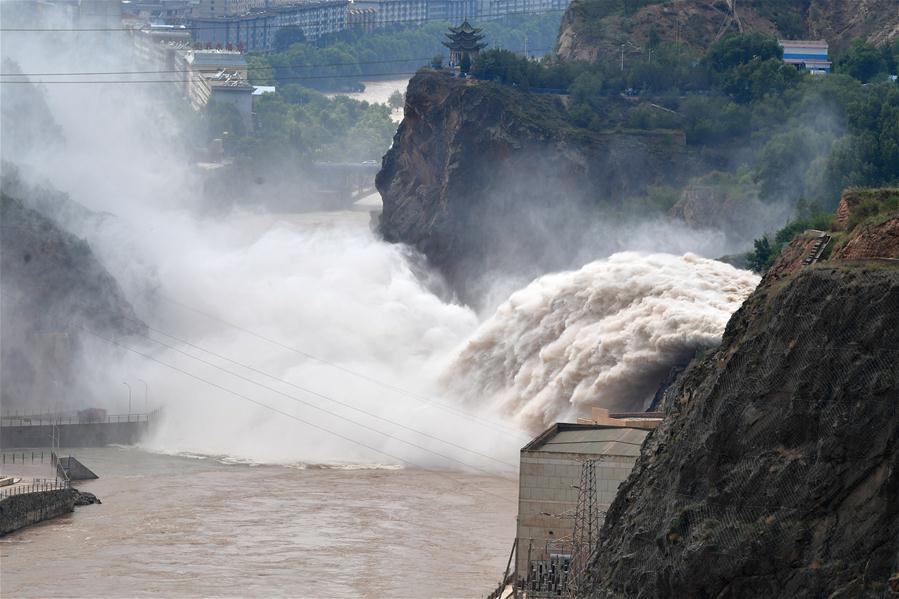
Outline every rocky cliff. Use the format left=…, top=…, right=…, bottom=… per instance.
left=557, top=0, right=899, bottom=64
left=0, top=192, right=145, bottom=410
left=377, top=71, right=697, bottom=303
left=584, top=193, right=899, bottom=597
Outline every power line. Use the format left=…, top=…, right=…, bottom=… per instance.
left=0, top=9, right=567, bottom=32
left=0, top=58, right=559, bottom=85
left=77, top=322, right=519, bottom=505
left=0, top=47, right=550, bottom=78
left=158, top=295, right=531, bottom=439
left=0, top=225, right=530, bottom=441
left=0, top=70, right=424, bottom=84
left=129, top=317, right=520, bottom=471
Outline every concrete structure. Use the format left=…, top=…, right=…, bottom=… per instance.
left=272, top=1, right=348, bottom=41
left=189, top=49, right=248, bottom=77
left=354, top=0, right=427, bottom=27
left=207, top=72, right=256, bottom=131
left=189, top=0, right=348, bottom=50
left=514, top=414, right=661, bottom=583
left=0, top=488, right=76, bottom=536
left=473, top=0, right=568, bottom=20
left=780, top=40, right=831, bottom=74
left=427, top=0, right=476, bottom=22
left=0, top=413, right=157, bottom=449
left=347, top=4, right=377, bottom=32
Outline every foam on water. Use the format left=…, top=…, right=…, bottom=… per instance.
left=443, top=252, right=759, bottom=431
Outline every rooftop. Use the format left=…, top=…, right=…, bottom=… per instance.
left=522, top=423, right=650, bottom=457
left=189, top=51, right=247, bottom=69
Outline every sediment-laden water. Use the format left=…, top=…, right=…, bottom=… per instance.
left=0, top=446, right=516, bottom=598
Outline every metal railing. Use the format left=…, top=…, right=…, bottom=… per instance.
left=0, top=451, right=47, bottom=464
left=0, top=479, right=70, bottom=499
left=0, top=410, right=159, bottom=427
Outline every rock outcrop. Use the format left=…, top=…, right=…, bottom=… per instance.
left=377, top=70, right=696, bottom=303
left=584, top=194, right=899, bottom=598
left=556, top=0, right=899, bottom=64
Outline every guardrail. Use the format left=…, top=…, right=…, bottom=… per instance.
left=0, top=411, right=158, bottom=427
left=0, top=479, right=69, bottom=499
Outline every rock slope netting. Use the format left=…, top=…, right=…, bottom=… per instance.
left=376, top=71, right=695, bottom=303
left=585, top=260, right=899, bottom=597
left=0, top=194, right=145, bottom=409
left=556, top=0, right=899, bottom=64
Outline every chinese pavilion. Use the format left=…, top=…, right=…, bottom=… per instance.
left=443, top=21, right=487, bottom=69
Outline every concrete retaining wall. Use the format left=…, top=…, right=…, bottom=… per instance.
left=0, top=489, right=75, bottom=536
left=0, top=421, right=149, bottom=449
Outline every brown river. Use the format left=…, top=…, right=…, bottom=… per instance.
left=0, top=446, right=517, bottom=598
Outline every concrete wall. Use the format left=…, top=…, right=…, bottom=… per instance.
left=0, top=489, right=75, bottom=536
left=514, top=450, right=640, bottom=578
left=0, top=421, right=149, bottom=449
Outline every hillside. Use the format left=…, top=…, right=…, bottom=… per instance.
left=557, top=0, right=899, bottom=63
left=0, top=193, right=145, bottom=410
left=584, top=190, right=899, bottom=597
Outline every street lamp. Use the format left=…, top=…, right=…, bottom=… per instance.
left=137, top=378, right=149, bottom=414
left=123, top=381, right=132, bottom=417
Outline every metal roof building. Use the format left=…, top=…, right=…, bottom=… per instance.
left=780, top=40, right=831, bottom=74
left=511, top=416, right=659, bottom=594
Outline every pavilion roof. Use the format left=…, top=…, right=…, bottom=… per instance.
left=448, top=20, right=482, bottom=34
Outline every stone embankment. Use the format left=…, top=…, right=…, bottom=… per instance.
left=0, top=487, right=100, bottom=536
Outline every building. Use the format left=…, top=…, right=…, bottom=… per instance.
left=470, top=0, right=569, bottom=20
left=189, top=0, right=348, bottom=51
left=426, top=0, right=475, bottom=22
left=189, top=49, right=249, bottom=77
left=780, top=40, right=831, bottom=74
left=121, top=0, right=199, bottom=20
left=192, top=0, right=255, bottom=17
left=513, top=408, right=662, bottom=594
left=347, top=5, right=376, bottom=32
left=353, top=0, right=427, bottom=28
left=271, top=1, right=348, bottom=41
left=442, top=20, right=486, bottom=68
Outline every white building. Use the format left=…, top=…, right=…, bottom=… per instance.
left=780, top=39, right=831, bottom=74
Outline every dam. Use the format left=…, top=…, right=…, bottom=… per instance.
left=0, top=410, right=159, bottom=449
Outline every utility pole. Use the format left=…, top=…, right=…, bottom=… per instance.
left=570, top=459, right=600, bottom=597
left=620, top=43, right=625, bottom=71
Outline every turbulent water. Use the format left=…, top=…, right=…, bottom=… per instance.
left=444, top=252, right=759, bottom=430
left=0, top=447, right=516, bottom=598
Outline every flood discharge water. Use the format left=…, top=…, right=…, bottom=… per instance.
left=1, top=19, right=761, bottom=598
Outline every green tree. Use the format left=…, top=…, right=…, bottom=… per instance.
left=838, top=39, right=888, bottom=83
left=431, top=54, right=444, bottom=69
left=388, top=90, right=405, bottom=109
left=704, top=33, right=783, bottom=73
left=273, top=26, right=307, bottom=53
left=747, top=236, right=774, bottom=272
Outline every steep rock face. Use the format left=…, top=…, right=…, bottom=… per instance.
left=557, top=0, right=899, bottom=64
left=0, top=194, right=145, bottom=409
left=377, top=71, right=694, bottom=302
left=585, top=261, right=899, bottom=597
